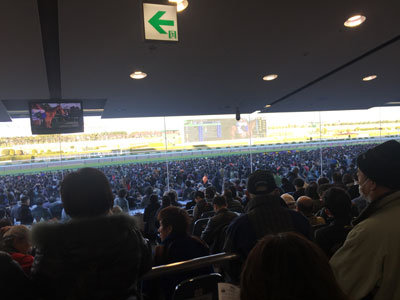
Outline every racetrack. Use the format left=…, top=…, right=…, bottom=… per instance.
left=0, top=136, right=397, bottom=176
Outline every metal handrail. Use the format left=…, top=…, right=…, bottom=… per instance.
left=142, top=252, right=239, bottom=280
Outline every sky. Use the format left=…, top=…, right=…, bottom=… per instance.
left=0, top=106, right=399, bottom=138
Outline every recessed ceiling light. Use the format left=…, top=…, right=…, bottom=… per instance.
left=169, top=0, right=188, bottom=12
left=130, top=71, right=147, bottom=79
left=344, top=15, right=366, bottom=27
left=362, top=75, right=377, bottom=81
left=263, top=74, right=278, bottom=81
left=265, top=104, right=272, bottom=108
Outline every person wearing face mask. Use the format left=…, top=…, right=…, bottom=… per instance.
left=330, top=140, right=400, bottom=300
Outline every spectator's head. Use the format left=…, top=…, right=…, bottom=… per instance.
left=205, top=186, right=216, bottom=200
left=2, top=225, right=32, bottom=254
left=281, top=194, right=295, bottom=210
left=145, top=186, right=153, bottom=196
left=332, top=172, right=343, bottom=185
left=342, top=173, right=354, bottom=185
left=247, top=170, right=278, bottom=198
left=36, top=198, right=44, bottom=206
left=161, top=195, right=171, bottom=207
left=185, top=180, right=192, bottom=188
left=149, top=194, right=159, bottom=205
left=0, top=218, right=12, bottom=230
left=317, top=183, right=334, bottom=200
left=20, top=196, right=30, bottom=206
left=296, top=196, right=313, bottom=216
left=305, top=181, right=319, bottom=200
left=357, top=140, right=400, bottom=202
left=60, top=168, right=114, bottom=218
left=111, top=205, right=123, bottom=214
left=194, top=191, right=205, bottom=203
left=223, top=189, right=233, bottom=201
left=281, top=177, right=290, bottom=185
left=240, top=232, right=348, bottom=300
left=317, top=177, right=330, bottom=186
left=167, top=191, right=177, bottom=203
left=293, top=178, right=305, bottom=190
left=157, top=206, right=190, bottom=241
left=118, top=189, right=127, bottom=198
left=323, top=187, right=352, bottom=221
left=212, top=196, right=227, bottom=212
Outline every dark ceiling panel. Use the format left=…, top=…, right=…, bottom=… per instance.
left=267, top=39, right=400, bottom=112
left=0, top=0, right=48, bottom=101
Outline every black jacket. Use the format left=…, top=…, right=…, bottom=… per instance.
left=201, top=208, right=238, bottom=253
left=143, top=202, right=160, bottom=239
left=223, top=195, right=312, bottom=283
left=17, top=204, right=33, bottom=225
left=315, top=219, right=353, bottom=258
left=31, top=214, right=152, bottom=300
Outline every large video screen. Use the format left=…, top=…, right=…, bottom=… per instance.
left=184, top=117, right=267, bottom=143
left=29, top=102, right=84, bottom=135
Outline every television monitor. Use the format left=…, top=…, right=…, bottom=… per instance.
left=29, top=101, right=84, bottom=135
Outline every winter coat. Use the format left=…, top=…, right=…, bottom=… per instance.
left=31, top=214, right=152, bottom=300
left=201, top=208, right=238, bottom=253
left=330, top=190, right=400, bottom=300
left=223, top=194, right=312, bottom=283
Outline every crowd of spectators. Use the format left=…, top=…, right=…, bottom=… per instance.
left=0, top=130, right=179, bottom=147
left=0, top=140, right=399, bottom=300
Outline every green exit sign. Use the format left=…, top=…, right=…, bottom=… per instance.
left=143, top=3, right=178, bottom=41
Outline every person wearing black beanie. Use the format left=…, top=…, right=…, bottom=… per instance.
left=330, top=140, right=400, bottom=300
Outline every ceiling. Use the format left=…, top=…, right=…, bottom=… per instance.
left=0, top=0, right=399, bottom=121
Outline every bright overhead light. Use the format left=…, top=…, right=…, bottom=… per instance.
left=362, top=75, right=377, bottom=81
left=265, top=104, right=272, bottom=108
left=169, top=0, right=188, bottom=12
left=251, top=110, right=261, bottom=114
left=386, top=101, right=400, bottom=105
left=344, top=15, right=366, bottom=27
left=263, top=74, right=278, bottom=81
left=130, top=71, right=147, bottom=79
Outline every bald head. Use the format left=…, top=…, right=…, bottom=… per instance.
left=296, top=196, right=314, bottom=215
left=281, top=193, right=296, bottom=210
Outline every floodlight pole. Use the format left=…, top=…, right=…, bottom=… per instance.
left=163, top=117, right=170, bottom=191
left=58, top=134, right=64, bottom=178
left=319, top=112, right=323, bottom=177
left=248, top=114, right=253, bottom=174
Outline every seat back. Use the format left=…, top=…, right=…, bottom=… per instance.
left=192, top=218, right=209, bottom=237
left=201, top=211, right=215, bottom=218
left=173, top=273, right=223, bottom=300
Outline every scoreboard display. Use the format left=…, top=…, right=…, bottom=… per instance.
left=184, top=118, right=267, bottom=143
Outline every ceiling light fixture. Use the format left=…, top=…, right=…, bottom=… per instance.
left=344, top=15, right=366, bottom=27
left=362, top=75, right=377, bottom=81
left=263, top=74, right=278, bottom=81
left=386, top=101, right=400, bottom=105
left=265, top=104, right=271, bottom=108
left=251, top=110, right=261, bottom=114
left=169, top=0, right=188, bottom=12
left=130, top=71, right=147, bottom=80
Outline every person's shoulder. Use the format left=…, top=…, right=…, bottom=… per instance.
left=315, top=223, right=332, bottom=237
left=287, top=209, right=310, bottom=226
left=227, top=213, right=250, bottom=231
